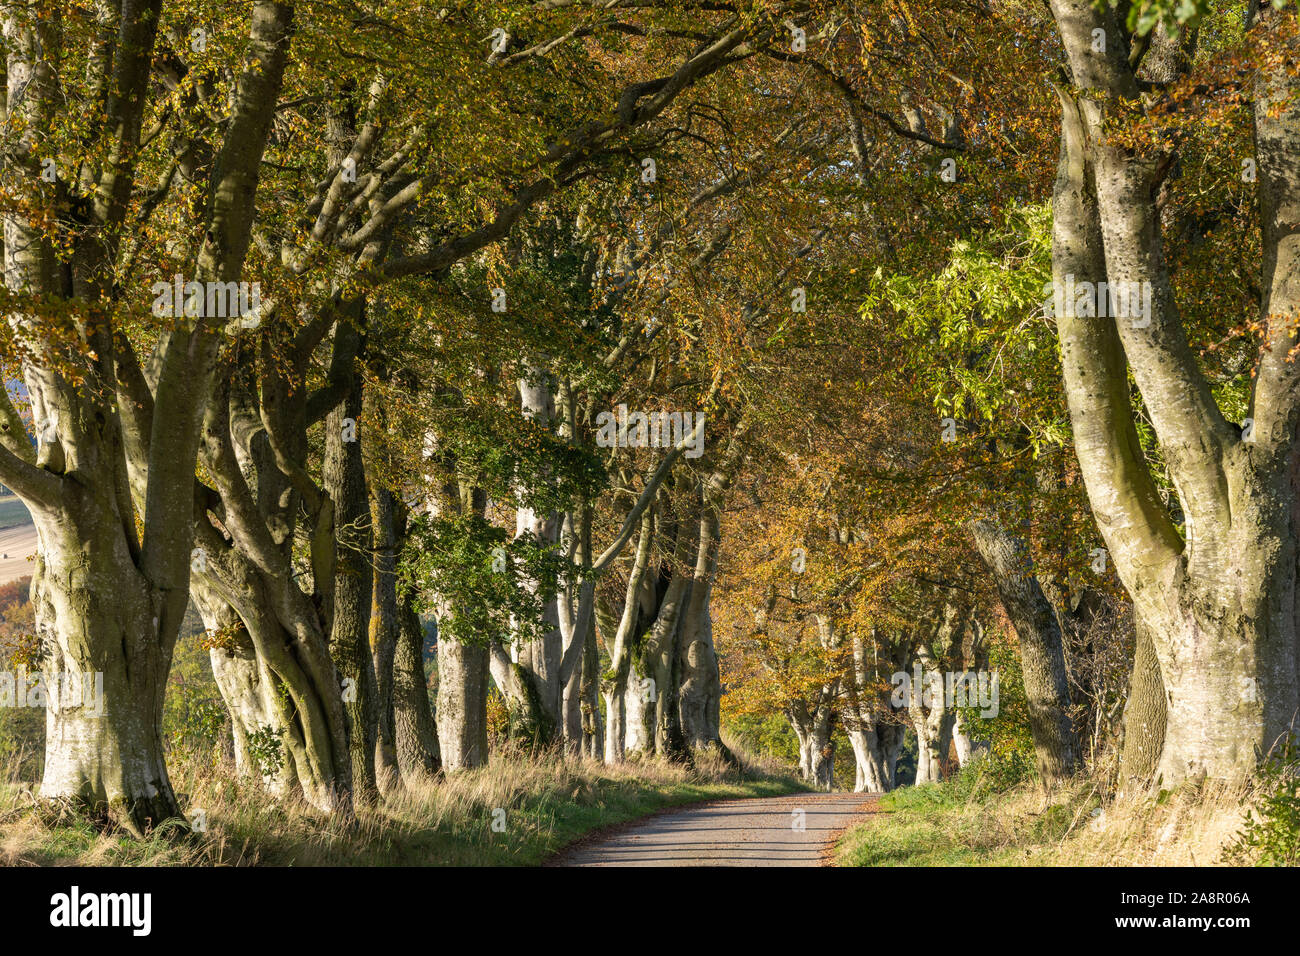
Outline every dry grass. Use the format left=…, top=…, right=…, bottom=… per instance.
left=0, top=735, right=804, bottom=866
left=836, top=761, right=1266, bottom=867
left=1039, top=778, right=1256, bottom=866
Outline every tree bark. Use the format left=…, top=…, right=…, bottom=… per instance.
left=1120, top=612, right=1167, bottom=791
left=368, top=487, right=401, bottom=793
left=395, top=596, right=441, bottom=782
left=790, top=703, right=836, bottom=791
left=325, top=373, right=378, bottom=806
left=970, top=518, right=1079, bottom=783
left=436, top=618, right=488, bottom=773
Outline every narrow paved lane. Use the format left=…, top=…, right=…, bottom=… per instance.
left=553, top=792, right=878, bottom=867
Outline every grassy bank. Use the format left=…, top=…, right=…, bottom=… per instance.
left=835, top=760, right=1282, bottom=867
left=0, top=745, right=806, bottom=866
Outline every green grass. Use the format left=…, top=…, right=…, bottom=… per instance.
left=835, top=763, right=1090, bottom=867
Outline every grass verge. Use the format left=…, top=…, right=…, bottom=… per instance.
left=835, top=760, right=1266, bottom=867
left=0, top=743, right=806, bottom=866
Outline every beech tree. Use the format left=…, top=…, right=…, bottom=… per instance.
left=1047, top=0, right=1300, bottom=783
left=0, top=0, right=295, bottom=834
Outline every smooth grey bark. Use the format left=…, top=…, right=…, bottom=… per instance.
left=504, top=363, right=564, bottom=739
left=674, top=437, right=747, bottom=765
left=903, top=603, right=968, bottom=785
left=843, top=630, right=908, bottom=792
left=436, top=619, right=488, bottom=773
left=908, top=643, right=954, bottom=785
left=193, top=583, right=298, bottom=794
left=790, top=703, right=836, bottom=791
left=195, top=317, right=363, bottom=816
left=950, top=617, right=990, bottom=767
left=676, top=502, right=727, bottom=754
left=787, top=616, right=841, bottom=790
left=425, top=478, right=488, bottom=772
left=625, top=504, right=695, bottom=760
left=582, top=617, right=604, bottom=759
left=601, top=512, right=655, bottom=762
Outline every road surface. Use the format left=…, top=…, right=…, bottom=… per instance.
left=553, top=792, right=879, bottom=867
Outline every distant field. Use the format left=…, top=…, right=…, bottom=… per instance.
left=0, top=495, right=31, bottom=531
left=0, top=495, right=36, bottom=583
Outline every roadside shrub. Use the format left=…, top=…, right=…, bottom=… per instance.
left=1223, top=738, right=1300, bottom=866
left=961, top=637, right=1037, bottom=789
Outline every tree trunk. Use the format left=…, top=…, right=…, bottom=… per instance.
left=579, top=606, right=603, bottom=759
left=32, top=527, right=181, bottom=834
left=907, top=656, right=954, bottom=785
left=601, top=513, right=657, bottom=762
left=395, top=597, right=441, bottom=782
left=1046, top=1, right=1300, bottom=785
left=843, top=630, right=907, bottom=792
left=790, top=705, right=835, bottom=791
left=368, top=487, right=401, bottom=793
left=676, top=484, right=736, bottom=766
left=970, top=518, right=1079, bottom=783
left=951, top=710, right=988, bottom=768
left=325, top=382, right=378, bottom=806
left=193, top=584, right=296, bottom=794
left=1120, top=612, right=1167, bottom=791
left=0, top=0, right=296, bottom=835
left=504, top=364, right=563, bottom=739
left=436, top=624, right=487, bottom=772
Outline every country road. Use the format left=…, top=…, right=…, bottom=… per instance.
left=552, top=792, right=879, bottom=867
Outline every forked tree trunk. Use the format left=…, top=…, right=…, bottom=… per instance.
left=193, top=585, right=295, bottom=794
left=843, top=630, right=907, bottom=792
left=675, top=473, right=738, bottom=766
left=191, top=548, right=353, bottom=815
left=790, top=702, right=836, bottom=791
left=908, top=660, right=953, bottom=786
left=676, top=522, right=726, bottom=755
left=1048, top=2, right=1300, bottom=783
left=0, top=0, right=296, bottom=835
